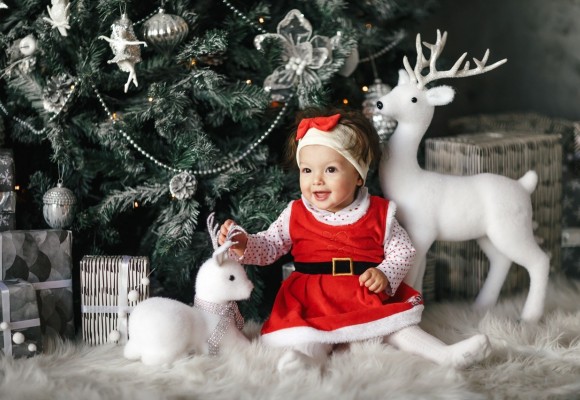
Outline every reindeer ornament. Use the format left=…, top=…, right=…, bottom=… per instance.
left=124, top=213, right=254, bottom=366
left=376, top=30, right=549, bottom=323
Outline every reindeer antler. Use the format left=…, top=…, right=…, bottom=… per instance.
left=207, top=212, right=220, bottom=251
left=403, top=29, right=507, bottom=89
left=207, top=212, right=247, bottom=251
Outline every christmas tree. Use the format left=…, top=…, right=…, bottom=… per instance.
left=0, top=0, right=433, bottom=321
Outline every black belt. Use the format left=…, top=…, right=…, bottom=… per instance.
left=293, top=258, right=376, bottom=276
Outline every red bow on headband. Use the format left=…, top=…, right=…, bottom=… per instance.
left=296, top=114, right=341, bottom=141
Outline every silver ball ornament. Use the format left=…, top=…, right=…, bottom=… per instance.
left=0, top=321, right=8, bottom=330
left=43, top=180, right=77, bottom=229
left=141, top=277, right=150, bottom=286
left=142, top=9, right=189, bottom=55
left=28, top=343, right=37, bottom=352
left=362, top=79, right=398, bottom=143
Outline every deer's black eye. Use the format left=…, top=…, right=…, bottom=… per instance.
left=411, top=97, right=418, bottom=103
left=376, top=101, right=383, bottom=110
left=229, top=275, right=235, bottom=281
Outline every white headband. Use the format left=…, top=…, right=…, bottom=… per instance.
left=296, top=124, right=369, bottom=182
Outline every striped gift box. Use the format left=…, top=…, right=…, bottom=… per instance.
left=80, top=256, right=150, bottom=346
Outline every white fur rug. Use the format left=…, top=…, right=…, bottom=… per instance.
left=2, top=276, right=580, bottom=400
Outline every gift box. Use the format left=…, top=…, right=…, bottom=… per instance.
left=1, top=230, right=74, bottom=342
left=425, top=132, right=562, bottom=300
left=0, top=279, right=43, bottom=357
left=0, top=149, right=16, bottom=232
left=448, top=113, right=580, bottom=278
left=80, top=255, right=150, bottom=346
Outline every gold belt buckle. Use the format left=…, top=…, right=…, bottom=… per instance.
left=332, top=258, right=354, bottom=276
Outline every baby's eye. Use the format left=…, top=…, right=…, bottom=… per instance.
left=326, top=166, right=337, bottom=173
left=301, top=167, right=311, bottom=173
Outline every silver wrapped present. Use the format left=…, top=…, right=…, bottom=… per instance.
left=1, top=230, right=74, bottom=342
left=0, top=279, right=43, bottom=357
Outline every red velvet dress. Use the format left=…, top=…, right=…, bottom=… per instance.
left=260, top=197, right=423, bottom=347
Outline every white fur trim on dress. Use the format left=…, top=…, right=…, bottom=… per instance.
left=260, top=304, right=423, bottom=347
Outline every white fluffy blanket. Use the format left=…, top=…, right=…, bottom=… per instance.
left=2, top=276, right=580, bottom=400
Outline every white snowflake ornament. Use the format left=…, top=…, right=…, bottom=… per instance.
left=43, top=0, right=71, bottom=37
left=99, top=14, right=147, bottom=93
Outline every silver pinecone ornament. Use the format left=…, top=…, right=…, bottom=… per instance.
left=362, top=79, right=397, bottom=142
left=43, top=181, right=77, bottom=229
left=142, top=9, right=189, bottom=55
left=169, top=171, right=197, bottom=200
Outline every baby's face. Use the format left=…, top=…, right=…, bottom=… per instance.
left=298, top=145, right=362, bottom=213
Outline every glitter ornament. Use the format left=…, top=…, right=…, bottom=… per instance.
left=169, top=171, right=197, bottom=200
left=99, top=14, right=147, bottom=93
left=362, top=78, right=397, bottom=142
left=43, top=73, right=74, bottom=113
left=142, top=9, right=189, bottom=55
left=43, top=180, right=77, bottom=229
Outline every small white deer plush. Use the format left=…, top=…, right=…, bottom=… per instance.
left=376, top=30, right=550, bottom=323
left=124, top=213, right=254, bottom=366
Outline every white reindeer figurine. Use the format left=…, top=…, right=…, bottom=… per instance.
left=376, top=30, right=550, bottom=323
left=124, top=213, right=254, bottom=366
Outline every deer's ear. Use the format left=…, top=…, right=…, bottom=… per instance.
left=212, top=245, right=229, bottom=266
left=426, top=85, right=455, bottom=106
left=397, top=69, right=410, bottom=85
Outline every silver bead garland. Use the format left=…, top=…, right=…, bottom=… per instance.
left=220, top=0, right=267, bottom=34
left=0, top=81, right=77, bottom=135
left=93, top=85, right=292, bottom=177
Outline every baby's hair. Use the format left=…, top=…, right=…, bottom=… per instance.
left=284, top=106, right=382, bottom=171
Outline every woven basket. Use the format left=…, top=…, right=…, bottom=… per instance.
left=425, top=132, right=562, bottom=300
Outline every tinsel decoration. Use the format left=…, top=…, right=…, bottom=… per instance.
left=99, top=14, right=147, bottom=93
left=142, top=8, right=189, bottom=55
left=169, top=171, right=197, bottom=200
left=43, top=180, right=77, bottom=229
left=362, top=79, right=397, bottom=142
left=42, top=73, right=74, bottom=113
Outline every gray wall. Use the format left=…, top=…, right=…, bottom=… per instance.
left=411, top=0, right=580, bottom=136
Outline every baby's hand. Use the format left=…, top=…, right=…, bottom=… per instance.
left=219, top=219, right=247, bottom=257
left=359, top=268, right=389, bottom=293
